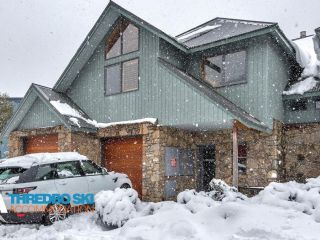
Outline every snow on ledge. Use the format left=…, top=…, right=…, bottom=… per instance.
left=93, top=118, right=158, bottom=128
left=50, top=100, right=157, bottom=129
left=283, top=77, right=318, bottom=95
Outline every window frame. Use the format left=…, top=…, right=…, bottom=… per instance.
left=289, top=99, right=307, bottom=112
left=104, top=57, right=140, bottom=96
left=80, top=160, right=104, bottom=176
left=55, top=161, right=85, bottom=179
left=105, top=18, right=140, bottom=61
left=238, top=141, right=248, bottom=175
left=201, top=49, right=248, bottom=88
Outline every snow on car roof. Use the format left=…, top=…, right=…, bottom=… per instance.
left=0, top=152, right=88, bottom=169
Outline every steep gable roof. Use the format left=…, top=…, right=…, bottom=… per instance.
left=53, top=1, right=295, bottom=92
left=0, top=84, right=97, bottom=138
left=176, top=17, right=275, bottom=48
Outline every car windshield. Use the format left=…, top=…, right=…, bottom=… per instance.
left=0, top=167, right=27, bottom=183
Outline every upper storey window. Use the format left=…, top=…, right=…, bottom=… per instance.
left=106, top=19, right=139, bottom=59
left=105, top=19, right=139, bottom=96
left=202, top=50, right=247, bottom=87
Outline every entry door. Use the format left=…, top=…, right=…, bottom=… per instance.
left=199, top=146, right=215, bottom=191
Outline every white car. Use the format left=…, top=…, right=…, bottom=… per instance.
left=0, top=152, right=132, bottom=225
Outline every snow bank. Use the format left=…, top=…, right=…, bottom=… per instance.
left=2, top=178, right=320, bottom=239
left=0, top=152, right=87, bottom=169
left=209, top=179, right=247, bottom=202
left=177, top=190, right=218, bottom=213
left=283, top=77, right=318, bottom=95
left=253, top=177, right=320, bottom=222
left=177, top=179, right=246, bottom=213
left=95, top=188, right=140, bottom=227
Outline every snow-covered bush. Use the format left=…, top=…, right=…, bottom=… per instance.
left=177, top=179, right=246, bottom=213
left=95, top=188, right=140, bottom=227
left=177, top=190, right=217, bottom=213
left=253, top=177, right=320, bottom=220
left=209, top=179, right=247, bottom=201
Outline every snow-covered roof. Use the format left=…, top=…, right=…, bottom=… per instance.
left=0, top=152, right=88, bottom=169
left=176, top=18, right=274, bottom=48
left=283, top=35, right=320, bottom=96
left=283, top=77, right=319, bottom=95
left=292, top=36, right=319, bottom=78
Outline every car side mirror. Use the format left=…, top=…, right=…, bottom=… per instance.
left=102, top=168, right=108, bottom=175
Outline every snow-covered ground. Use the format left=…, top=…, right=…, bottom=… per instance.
left=1, top=178, right=320, bottom=240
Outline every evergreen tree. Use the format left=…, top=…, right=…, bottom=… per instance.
left=0, top=93, right=13, bottom=132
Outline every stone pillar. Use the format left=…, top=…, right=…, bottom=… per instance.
left=8, top=133, right=25, bottom=157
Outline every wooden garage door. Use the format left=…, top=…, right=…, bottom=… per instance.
left=105, top=137, right=142, bottom=196
left=25, top=134, right=58, bottom=154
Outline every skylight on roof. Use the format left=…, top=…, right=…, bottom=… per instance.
left=176, top=25, right=221, bottom=42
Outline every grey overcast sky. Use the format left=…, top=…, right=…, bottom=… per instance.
left=0, top=0, right=319, bottom=97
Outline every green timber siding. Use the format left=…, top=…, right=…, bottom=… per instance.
left=67, top=27, right=234, bottom=129
left=18, top=98, right=62, bottom=130
left=186, top=38, right=289, bottom=128
left=284, top=97, right=320, bottom=124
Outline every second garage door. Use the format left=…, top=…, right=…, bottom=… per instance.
left=104, top=137, right=143, bottom=196
left=25, top=134, right=58, bottom=154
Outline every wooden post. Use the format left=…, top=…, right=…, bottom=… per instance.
left=232, top=122, right=239, bottom=188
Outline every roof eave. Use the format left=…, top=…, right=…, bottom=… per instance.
left=282, top=90, right=320, bottom=100
left=158, top=58, right=271, bottom=133
left=187, top=25, right=295, bottom=56
left=0, top=86, right=34, bottom=139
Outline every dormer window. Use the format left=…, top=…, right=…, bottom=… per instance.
left=105, top=18, right=139, bottom=95
left=202, top=50, right=247, bottom=87
left=105, top=19, right=139, bottom=59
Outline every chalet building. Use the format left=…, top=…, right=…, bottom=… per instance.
left=1, top=2, right=320, bottom=201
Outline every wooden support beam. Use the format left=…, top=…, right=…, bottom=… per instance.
left=232, top=122, right=239, bottom=188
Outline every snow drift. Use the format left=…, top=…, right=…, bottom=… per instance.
left=253, top=176, right=320, bottom=222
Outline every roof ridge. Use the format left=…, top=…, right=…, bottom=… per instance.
left=176, top=17, right=276, bottom=38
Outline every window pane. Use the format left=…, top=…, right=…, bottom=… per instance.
left=105, top=64, right=121, bottom=95
left=57, top=162, right=82, bottom=178
left=122, top=23, right=139, bottom=54
left=106, top=27, right=121, bottom=59
left=122, top=59, right=139, bottom=92
left=35, top=164, right=56, bottom=181
left=225, top=51, right=246, bottom=83
left=238, top=142, right=247, bottom=174
left=204, top=55, right=223, bottom=87
left=81, top=160, right=102, bottom=176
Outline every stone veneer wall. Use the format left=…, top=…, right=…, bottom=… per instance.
left=158, top=126, right=234, bottom=200
left=8, top=126, right=72, bottom=157
left=10, top=120, right=319, bottom=201
left=70, top=132, right=101, bottom=164
left=237, top=121, right=284, bottom=187
left=158, top=121, right=284, bottom=198
left=283, top=123, right=320, bottom=182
